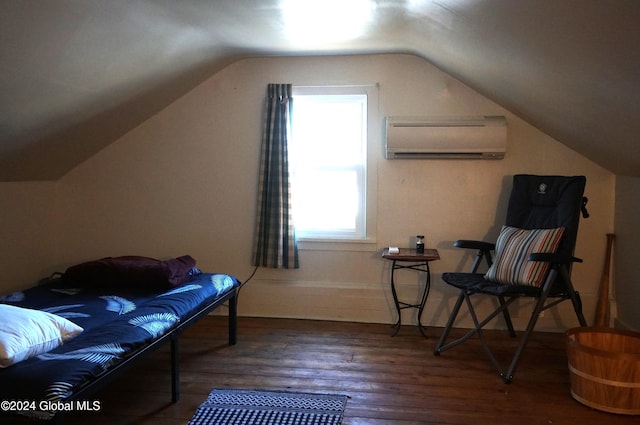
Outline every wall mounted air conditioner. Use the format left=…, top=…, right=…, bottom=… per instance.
left=385, top=115, right=507, bottom=159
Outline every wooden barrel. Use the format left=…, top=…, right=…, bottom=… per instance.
left=566, top=327, right=640, bottom=415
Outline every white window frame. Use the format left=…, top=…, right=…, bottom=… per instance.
left=291, top=85, right=378, bottom=251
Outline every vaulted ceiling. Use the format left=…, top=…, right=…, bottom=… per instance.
left=1, top=0, right=638, bottom=181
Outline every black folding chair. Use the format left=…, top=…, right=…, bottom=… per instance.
left=434, top=174, right=589, bottom=383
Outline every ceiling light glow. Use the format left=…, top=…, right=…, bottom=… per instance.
left=281, top=0, right=375, bottom=45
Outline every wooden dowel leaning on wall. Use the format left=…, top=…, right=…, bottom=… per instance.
left=594, top=233, right=615, bottom=327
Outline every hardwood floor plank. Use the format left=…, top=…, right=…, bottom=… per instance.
left=2, top=316, right=637, bottom=424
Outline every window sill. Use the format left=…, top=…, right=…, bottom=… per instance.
left=297, top=238, right=378, bottom=252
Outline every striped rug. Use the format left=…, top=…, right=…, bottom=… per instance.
left=187, top=388, right=348, bottom=425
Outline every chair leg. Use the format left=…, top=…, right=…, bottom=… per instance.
left=435, top=290, right=531, bottom=382
left=502, top=268, right=561, bottom=382
left=464, top=293, right=506, bottom=376
left=560, top=266, right=587, bottom=326
left=434, top=291, right=465, bottom=355
left=502, top=293, right=548, bottom=383
left=572, top=290, right=587, bottom=327
left=435, top=292, right=519, bottom=356
left=498, top=296, right=516, bottom=337
left=435, top=268, right=581, bottom=383
left=502, top=276, right=589, bottom=383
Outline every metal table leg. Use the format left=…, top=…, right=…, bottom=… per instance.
left=389, top=260, right=431, bottom=337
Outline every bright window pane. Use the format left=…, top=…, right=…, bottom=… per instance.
left=290, top=91, right=367, bottom=239
left=294, top=170, right=358, bottom=231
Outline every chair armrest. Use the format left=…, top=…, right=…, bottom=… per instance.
left=455, top=240, right=495, bottom=272
left=454, top=240, right=495, bottom=252
left=528, top=253, right=583, bottom=264
left=454, top=240, right=495, bottom=273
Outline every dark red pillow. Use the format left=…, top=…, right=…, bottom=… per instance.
left=63, top=255, right=197, bottom=289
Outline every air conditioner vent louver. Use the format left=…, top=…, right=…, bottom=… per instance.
left=385, top=116, right=507, bottom=159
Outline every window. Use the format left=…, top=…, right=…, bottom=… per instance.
left=290, top=85, right=377, bottom=244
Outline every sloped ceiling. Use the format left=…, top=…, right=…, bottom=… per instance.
left=1, top=0, right=638, bottom=181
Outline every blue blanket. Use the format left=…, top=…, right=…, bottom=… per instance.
left=0, top=272, right=237, bottom=419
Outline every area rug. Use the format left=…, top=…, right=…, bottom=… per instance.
left=187, top=388, right=348, bottom=425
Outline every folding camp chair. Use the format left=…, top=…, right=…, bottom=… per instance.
left=434, top=174, right=589, bottom=383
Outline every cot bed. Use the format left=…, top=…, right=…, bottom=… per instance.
left=0, top=255, right=239, bottom=422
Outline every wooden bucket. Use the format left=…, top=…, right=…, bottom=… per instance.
left=566, top=327, right=640, bottom=415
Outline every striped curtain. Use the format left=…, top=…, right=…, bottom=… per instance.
left=253, top=84, right=299, bottom=269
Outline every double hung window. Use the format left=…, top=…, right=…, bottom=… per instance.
left=290, top=85, right=377, bottom=244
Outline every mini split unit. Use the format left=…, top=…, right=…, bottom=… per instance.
left=385, top=115, right=507, bottom=159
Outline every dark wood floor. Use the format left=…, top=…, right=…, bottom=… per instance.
left=6, top=316, right=638, bottom=425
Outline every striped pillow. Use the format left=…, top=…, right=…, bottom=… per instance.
left=484, top=226, right=565, bottom=287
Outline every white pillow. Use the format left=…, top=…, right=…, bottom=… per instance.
left=0, top=304, right=84, bottom=368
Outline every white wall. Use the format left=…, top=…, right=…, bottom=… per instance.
left=43, top=55, right=616, bottom=331
left=0, top=182, right=57, bottom=292
left=614, top=176, right=640, bottom=331
left=51, top=54, right=616, bottom=331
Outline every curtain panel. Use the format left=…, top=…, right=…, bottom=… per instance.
left=253, top=84, right=299, bottom=269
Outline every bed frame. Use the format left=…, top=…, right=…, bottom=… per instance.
left=42, top=286, right=237, bottom=424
